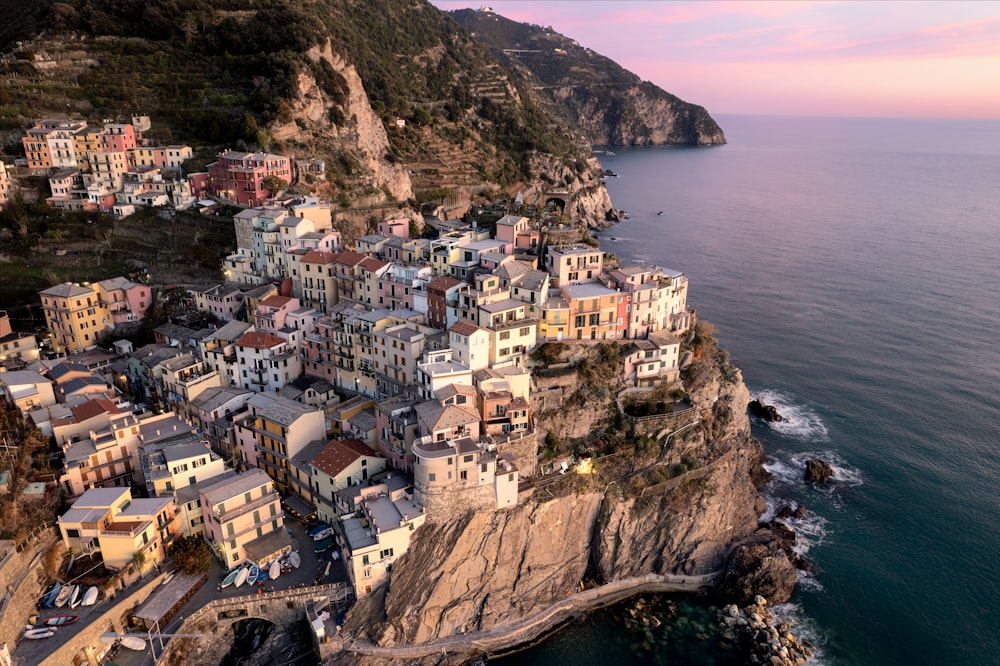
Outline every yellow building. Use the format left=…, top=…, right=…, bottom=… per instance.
left=58, top=487, right=179, bottom=571
left=199, top=469, right=289, bottom=566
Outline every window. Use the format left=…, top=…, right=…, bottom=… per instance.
left=66, top=528, right=80, bottom=538
left=362, top=554, right=370, bottom=565
left=499, top=331, right=510, bottom=341
left=429, top=473, right=436, bottom=482
left=463, top=454, right=474, bottom=463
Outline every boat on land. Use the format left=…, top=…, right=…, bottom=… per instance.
left=288, top=551, right=301, bottom=569
left=308, top=524, right=331, bottom=537
left=234, top=566, right=249, bottom=588
left=24, top=627, right=55, bottom=639
left=311, top=527, right=334, bottom=541
left=53, top=584, right=74, bottom=608
left=81, top=586, right=99, bottom=607
left=68, top=585, right=83, bottom=608
left=257, top=569, right=269, bottom=583
left=121, top=636, right=147, bottom=651
left=160, top=571, right=175, bottom=586
left=247, top=565, right=259, bottom=585
left=43, top=615, right=78, bottom=626
left=324, top=561, right=331, bottom=577
left=269, top=560, right=281, bottom=580
left=314, top=536, right=334, bottom=553
left=221, top=569, right=240, bottom=588
left=41, top=582, right=61, bottom=608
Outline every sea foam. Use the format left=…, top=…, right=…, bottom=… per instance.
left=752, top=389, right=829, bottom=442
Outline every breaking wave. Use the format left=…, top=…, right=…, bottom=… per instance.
left=771, top=601, right=830, bottom=665
left=751, top=389, right=829, bottom=442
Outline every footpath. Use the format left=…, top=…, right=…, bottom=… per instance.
left=327, top=570, right=721, bottom=662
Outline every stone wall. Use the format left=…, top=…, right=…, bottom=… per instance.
left=0, top=531, right=58, bottom=649
left=416, top=482, right=496, bottom=522
left=40, top=572, right=166, bottom=666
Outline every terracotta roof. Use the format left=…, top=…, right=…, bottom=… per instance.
left=260, top=295, right=292, bottom=308
left=70, top=398, right=121, bottom=422
left=449, top=320, right=483, bottom=336
left=332, top=251, right=367, bottom=266
left=302, top=249, right=337, bottom=264
left=359, top=257, right=389, bottom=271
left=310, top=438, right=379, bottom=479
left=235, top=331, right=285, bottom=349
left=428, top=275, right=462, bottom=291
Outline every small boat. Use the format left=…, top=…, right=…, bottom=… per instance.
left=68, top=586, right=83, bottom=608
left=246, top=565, right=259, bottom=585
left=314, top=536, right=334, bottom=553
left=324, top=561, right=331, bottom=577
left=24, top=627, right=55, bottom=640
left=81, top=586, right=99, bottom=607
left=311, top=527, right=333, bottom=541
left=657, top=211, right=664, bottom=216
left=41, top=583, right=61, bottom=609
left=308, top=524, right=331, bottom=537
left=257, top=569, right=269, bottom=583
left=160, top=571, right=175, bottom=586
left=121, top=636, right=147, bottom=651
left=53, top=584, right=74, bottom=608
left=269, top=560, right=281, bottom=581
left=43, top=615, right=78, bottom=626
left=332, top=549, right=340, bottom=561
left=221, top=569, right=240, bottom=588
left=234, top=566, right=249, bottom=588
left=288, top=551, right=301, bottom=569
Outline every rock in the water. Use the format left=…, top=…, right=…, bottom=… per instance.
left=719, top=536, right=797, bottom=605
left=804, top=459, right=834, bottom=483
left=791, top=504, right=807, bottom=519
left=748, top=399, right=783, bottom=422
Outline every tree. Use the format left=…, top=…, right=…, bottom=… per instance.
left=168, top=535, right=212, bottom=574
left=262, top=175, right=287, bottom=198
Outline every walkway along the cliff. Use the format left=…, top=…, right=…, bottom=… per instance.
left=324, top=571, right=722, bottom=662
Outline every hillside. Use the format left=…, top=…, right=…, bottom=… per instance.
left=0, top=0, right=607, bottom=208
left=450, top=8, right=726, bottom=146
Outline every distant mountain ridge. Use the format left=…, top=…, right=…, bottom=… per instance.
left=449, top=8, right=726, bottom=146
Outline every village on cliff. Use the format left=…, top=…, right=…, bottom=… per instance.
left=0, top=115, right=699, bottom=664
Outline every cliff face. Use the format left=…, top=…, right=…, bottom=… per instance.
left=552, top=83, right=728, bottom=147
left=344, top=346, right=784, bottom=650
left=450, top=9, right=726, bottom=147
left=272, top=40, right=413, bottom=203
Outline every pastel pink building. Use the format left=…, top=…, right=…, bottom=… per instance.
left=97, top=277, right=152, bottom=325
left=208, top=151, right=293, bottom=207
left=377, top=218, right=410, bottom=238
left=101, top=124, right=137, bottom=155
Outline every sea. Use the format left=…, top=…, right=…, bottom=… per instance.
left=498, top=115, right=1000, bottom=665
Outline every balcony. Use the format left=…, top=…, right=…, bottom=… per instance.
left=215, top=490, right=280, bottom=522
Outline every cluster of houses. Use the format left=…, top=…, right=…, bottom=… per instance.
left=14, top=116, right=307, bottom=215
left=3, top=191, right=694, bottom=598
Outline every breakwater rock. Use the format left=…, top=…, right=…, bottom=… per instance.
left=804, top=459, right=835, bottom=484
left=720, top=596, right=815, bottom=665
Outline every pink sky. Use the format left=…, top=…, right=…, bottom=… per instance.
left=430, top=1, right=1000, bottom=118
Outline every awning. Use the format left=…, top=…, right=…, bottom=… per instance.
left=131, top=572, right=204, bottom=628
left=244, top=529, right=292, bottom=566
left=282, top=494, right=316, bottom=519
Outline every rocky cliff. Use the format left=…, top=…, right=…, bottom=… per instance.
left=338, top=341, right=795, bottom=659
left=450, top=9, right=727, bottom=147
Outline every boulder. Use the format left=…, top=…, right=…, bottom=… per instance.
left=804, top=459, right=834, bottom=484
left=748, top=399, right=783, bottom=422
left=719, top=536, right=798, bottom=605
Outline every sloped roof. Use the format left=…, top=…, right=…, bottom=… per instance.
left=310, top=438, right=380, bottom=479
left=234, top=331, right=285, bottom=350
left=449, top=320, right=483, bottom=336
left=70, top=398, right=121, bottom=423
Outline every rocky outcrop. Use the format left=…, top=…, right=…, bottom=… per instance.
left=342, top=342, right=797, bottom=660
left=350, top=495, right=604, bottom=645
left=804, top=459, right=835, bottom=484
left=450, top=9, right=726, bottom=147
left=272, top=40, right=412, bottom=203
left=718, top=537, right=798, bottom=605
left=720, top=597, right=815, bottom=666
left=748, top=399, right=783, bottom=422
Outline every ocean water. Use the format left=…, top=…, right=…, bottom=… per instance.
left=501, top=115, right=1000, bottom=665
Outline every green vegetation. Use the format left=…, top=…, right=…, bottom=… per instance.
left=168, top=535, right=213, bottom=574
